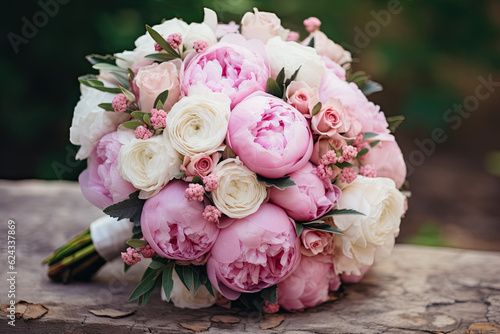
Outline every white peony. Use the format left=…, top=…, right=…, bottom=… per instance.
left=241, top=8, right=290, bottom=44
left=266, top=36, right=326, bottom=88
left=211, top=158, right=268, bottom=219
left=166, top=87, right=230, bottom=156
left=70, top=85, right=130, bottom=160
left=332, top=176, right=405, bottom=275
left=118, top=134, right=182, bottom=199
left=161, top=271, right=216, bottom=309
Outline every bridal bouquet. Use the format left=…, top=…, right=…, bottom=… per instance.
left=45, top=8, right=408, bottom=312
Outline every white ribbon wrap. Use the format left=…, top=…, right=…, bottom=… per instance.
left=90, top=216, right=132, bottom=261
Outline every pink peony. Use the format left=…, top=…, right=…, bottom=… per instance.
left=319, top=71, right=389, bottom=134
left=180, top=152, right=221, bottom=182
left=322, top=56, right=346, bottom=80
left=269, top=162, right=341, bottom=221
left=182, top=34, right=269, bottom=108
left=277, top=255, right=339, bottom=312
left=227, top=92, right=313, bottom=178
left=207, top=203, right=301, bottom=300
left=141, top=180, right=219, bottom=262
left=79, top=132, right=136, bottom=209
left=362, top=135, right=406, bottom=189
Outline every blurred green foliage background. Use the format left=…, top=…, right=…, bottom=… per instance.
left=1, top=0, right=499, bottom=250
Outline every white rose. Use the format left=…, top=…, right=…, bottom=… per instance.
left=118, top=135, right=182, bottom=199
left=166, top=87, right=230, bottom=156
left=211, top=158, right=268, bottom=219
left=182, top=9, right=218, bottom=57
left=70, top=85, right=130, bottom=160
left=161, top=271, right=216, bottom=309
left=266, top=36, right=326, bottom=88
left=241, top=8, right=290, bottom=43
left=332, top=176, right=405, bottom=275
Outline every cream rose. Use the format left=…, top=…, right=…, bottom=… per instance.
left=211, top=158, right=268, bottom=219
left=241, top=8, right=289, bottom=43
left=266, top=36, right=326, bottom=88
left=70, top=85, right=130, bottom=160
left=134, top=61, right=181, bottom=113
left=118, top=135, right=182, bottom=199
left=161, top=271, right=216, bottom=309
left=302, top=30, right=352, bottom=65
left=166, top=88, right=230, bottom=156
left=332, top=176, right=405, bottom=275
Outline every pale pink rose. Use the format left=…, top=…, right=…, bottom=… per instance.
left=207, top=203, right=301, bottom=300
left=215, top=21, right=239, bottom=39
left=340, top=265, right=371, bottom=283
left=240, top=8, right=289, bottom=43
left=322, top=56, right=346, bottom=80
left=227, top=92, right=313, bottom=178
left=286, top=81, right=319, bottom=117
left=182, top=34, right=269, bottom=108
left=302, top=30, right=352, bottom=65
left=311, top=98, right=350, bottom=136
left=310, top=134, right=348, bottom=165
left=300, top=228, right=333, bottom=256
left=141, top=180, right=219, bottom=262
left=134, top=61, right=181, bottom=113
left=277, top=255, right=339, bottom=312
left=269, top=162, right=341, bottom=221
left=79, top=132, right=136, bottom=209
left=319, top=71, right=389, bottom=134
left=180, top=152, right=221, bottom=181
left=362, top=135, right=406, bottom=188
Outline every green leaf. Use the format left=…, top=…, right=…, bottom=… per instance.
left=325, top=208, right=366, bottom=216
left=110, top=72, right=130, bottom=89
left=306, top=224, right=344, bottom=235
left=204, top=280, right=215, bottom=297
left=124, top=263, right=131, bottom=273
left=131, top=111, right=147, bottom=121
left=348, top=70, right=369, bottom=84
left=183, top=267, right=194, bottom=290
left=300, top=219, right=325, bottom=225
left=143, top=113, right=151, bottom=127
left=370, top=140, right=380, bottom=148
left=363, top=132, right=379, bottom=140
left=357, top=148, right=369, bottom=157
left=155, top=99, right=164, bottom=111
left=266, top=78, right=282, bottom=98
left=162, top=266, right=174, bottom=302
left=307, top=37, right=315, bottom=48
left=361, top=80, right=383, bottom=96
left=149, top=260, right=166, bottom=270
left=145, top=25, right=180, bottom=58
left=103, top=191, right=146, bottom=224
left=276, top=68, right=285, bottom=88
left=286, top=66, right=302, bottom=86
left=98, top=103, right=114, bottom=111
left=128, top=267, right=158, bottom=301
left=145, top=53, right=179, bottom=62
left=261, top=285, right=277, bottom=304
left=92, top=63, right=128, bottom=73
left=119, top=85, right=135, bottom=103
left=295, top=222, right=304, bottom=237
left=153, top=90, right=169, bottom=110
left=126, top=239, right=148, bottom=248
left=257, top=174, right=296, bottom=190
left=192, top=270, right=201, bottom=295
left=78, top=75, right=121, bottom=94
left=128, top=68, right=135, bottom=81
left=335, top=161, right=354, bottom=169
left=121, top=121, right=143, bottom=130
left=387, top=115, right=405, bottom=133
left=311, top=102, right=322, bottom=116
left=85, top=54, right=116, bottom=65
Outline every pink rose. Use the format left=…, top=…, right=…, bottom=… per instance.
left=141, top=180, right=219, bottom=262
left=182, top=34, right=269, bottom=108
left=207, top=203, right=301, bottom=300
left=277, top=255, right=339, bottom=312
left=300, top=228, right=333, bottom=256
left=134, top=61, right=181, bottom=113
left=285, top=81, right=319, bottom=117
left=310, top=134, right=347, bottom=165
left=227, top=92, right=313, bottom=178
left=79, top=132, right=136, bottom=209
left=302, top=30, right=352, bottom=65
left=269, top=162, right=341, bottom=221
left=319, top=71, right=389, bottom=134
left=311, top=98, right=350, bottom=136
left=340, top=265, right=371, bottom=283
left=180, top=152, right=221, bottom=181
left=240, top=8, right=289, bottom=43
left=362, top=135, right=406, bottom=188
